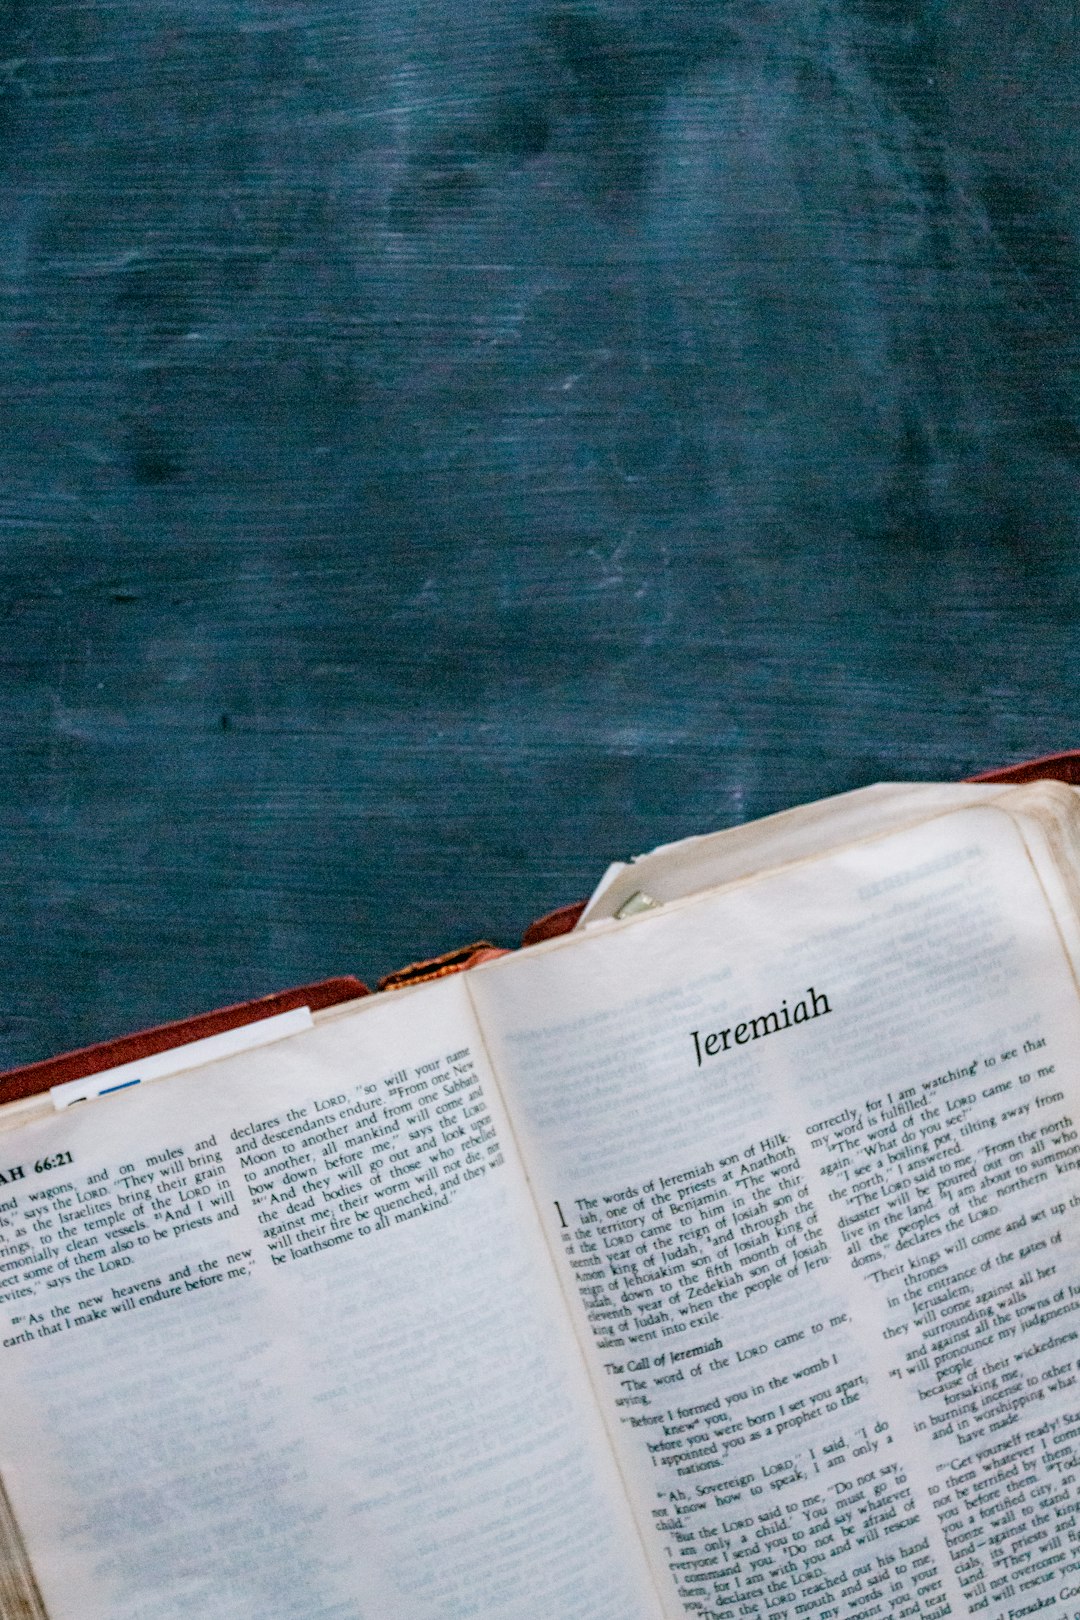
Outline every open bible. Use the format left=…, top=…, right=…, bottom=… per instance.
left=2, top=777, right=1080, bottom=1619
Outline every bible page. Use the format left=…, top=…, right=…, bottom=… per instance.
left=579, top=782, right=1016, bottom=923
left=0, top=974, right=661, bottom=1620
left=471, top=804, right=1080, bottom=1620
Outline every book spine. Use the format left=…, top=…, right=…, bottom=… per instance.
left=0, top=1473, right=50, bottom=1619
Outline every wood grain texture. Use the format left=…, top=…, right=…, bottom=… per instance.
left=0, top=0, right=1077, bottom=1063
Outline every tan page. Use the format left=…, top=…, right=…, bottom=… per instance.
left=0, top=976, right=661, bottom=1620
left=472, top=802, right=1080, bottom=1620
left=580, top=782, right=1027, bottom=921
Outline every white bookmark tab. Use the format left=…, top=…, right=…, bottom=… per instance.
left=50, top=1005, right=314, bottom=1110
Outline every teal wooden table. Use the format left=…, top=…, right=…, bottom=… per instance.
left=0, top=0, right=1076, bottom=1064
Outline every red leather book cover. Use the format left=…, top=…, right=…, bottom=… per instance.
left=968, top=750, right=1080, bottom=787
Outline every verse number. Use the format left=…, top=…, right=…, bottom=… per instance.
left=34, top=1151, right=73, bottom=1174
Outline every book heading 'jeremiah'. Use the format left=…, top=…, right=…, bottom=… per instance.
left=690, top=985, right=831, bottom=1066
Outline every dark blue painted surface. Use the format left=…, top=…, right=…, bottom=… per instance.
left=0, top=0, right=1077, bottom=1063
